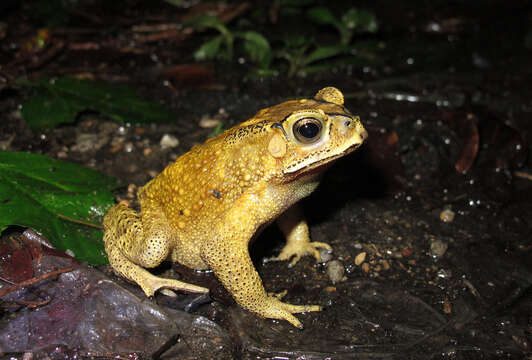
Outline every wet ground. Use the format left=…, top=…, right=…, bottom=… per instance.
left=1, top=1, right=531, bottom=359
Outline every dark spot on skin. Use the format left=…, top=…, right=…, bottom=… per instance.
left=210, top=189, right=222, bottom=199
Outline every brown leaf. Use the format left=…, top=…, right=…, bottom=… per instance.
left=455, top=113, right=479, bottom=174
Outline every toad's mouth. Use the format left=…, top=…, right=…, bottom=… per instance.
left=285, top=142, right=363, bottom=180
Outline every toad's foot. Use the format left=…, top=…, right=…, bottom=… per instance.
left=271, top=241, right=333, bottom=266
left=260, top=296, right=321, bottom=329
left=136, top=268, right=209, bottom=297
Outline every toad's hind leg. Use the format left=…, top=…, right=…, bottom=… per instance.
left=103, top=203, right=208, bottom=297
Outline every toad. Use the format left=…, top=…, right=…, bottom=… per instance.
left=103, top=87, right=367, bottom=328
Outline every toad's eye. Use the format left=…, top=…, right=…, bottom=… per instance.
left=293, top=117, right=323, bottom=144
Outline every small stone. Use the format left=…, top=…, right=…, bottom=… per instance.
left=71, top=133, right=109, bottom=152
left=199, top=116, right=221, bottom=128
left=99, top=121, right=119, bottom=134
left=143, top=147, right=153, bottom=156
left=127, top=183, right=137, bottom=196
left=326, top=260, right=345, bottom=284
left=160, top=134, right=179, bottom=149
left=430, top=239, right=448, bottom=258
left=401, top=248, right=413, bottom=257
left=361, top=263, right=370, bottom=273
left=381, top=259, right=390, bottom=270
left=443, top=298, right=452, bottom=314
left=354, top=251, right=366, bottom=266
left=56, top=150, right=67, bottom=159
left=319, top=248, right=333, bottom=263
left=124, top=142, right=134, bottom=153
left=440, top=208, right=455, bottom=223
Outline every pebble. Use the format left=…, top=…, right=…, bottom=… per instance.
left=381, top=259, right=390, bottom=270
left=354, top=251, right=366, bottom=266
left=430, top=239, right=448, bottom=258
left=326, top=260, right=345, bottom=284
left=99, top=121, right=119, bottom=134
left=401, top=248, right=413, bottom=257
left=361, top=263, right=370, bottom=273
left=199, top=116, right=221, bottom=128
left=160, top=134, right=179, bottom=149
left=319, top=248, right=333, bottom=263
left=71, top=133, right=109, bottom=152
left=127, top=183, right=137, bottom=197
left=443, top=298, right=452, bottom=314
left=124, top=142, right=134, bottom=152
left=440, top=208, right=455, bottom=223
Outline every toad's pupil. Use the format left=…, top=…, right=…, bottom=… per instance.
left=298, top=122, right=320, bottom=139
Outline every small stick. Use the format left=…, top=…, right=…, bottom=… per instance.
left=514, top=171, right=532, bottom=181
left=56, top=213, right=104, bottom=229
left=0, top=267, right=75, bottom=297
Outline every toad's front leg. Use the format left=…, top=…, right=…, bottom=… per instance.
left=200, top=195, right=321, bottom=329
left=275, top=204, right=332, bottom=265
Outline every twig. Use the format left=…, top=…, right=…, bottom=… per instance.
left=131, top=23, right=180, bottom=32
left=56, top=213, right=104, bottom=229
left=514, top=171, right=532, bottom=181
left=0, top=267, right=75, bottom=297
left=151, top=334, right=180, bottom=359
left=135, top=28, right=190, bottom=43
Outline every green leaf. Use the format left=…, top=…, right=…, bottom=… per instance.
left=0, top=151, right=122, bottom=265
left=20, top=77, right=174, bottom=131
left=21, top=92, right=78, bottom=131
left=303, top=45, right=349, bottom=66
left=185, top=14, right=229, bottom=36
left=194, top=36, right=224, bottom=61
left=342, top=8, right=378, bottom=32
left=162, top=0, right=184, bottom=6
left=237, top=31, right=272, bottom=68
left=307, top=7, right=338, bottom=26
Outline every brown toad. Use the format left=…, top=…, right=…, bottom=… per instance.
left=103, top=87, right=367, bottom=328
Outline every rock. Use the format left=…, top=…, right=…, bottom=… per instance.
left=160, top=134, right=179, bottom=149
left=354, top=251, right=366, bottom=266
left=319, top=248, right=333, bottom=263
left=430, top=239, right=448, bottom=258
left=326, top=260, right=345, bottom=283
left=199, top=116, right=221, bottom=128
left=71, top=133, right=109, bottom=152
left=440, top=208, right=455, bottom=223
